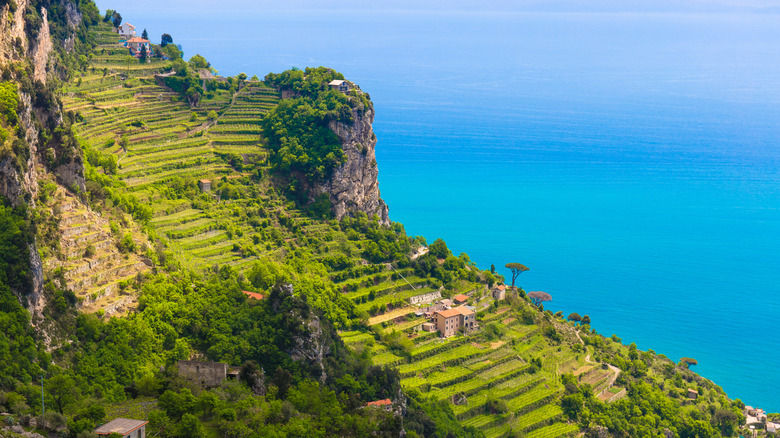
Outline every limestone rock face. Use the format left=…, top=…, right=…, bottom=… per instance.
left=313, top=103, right=390, bottom=225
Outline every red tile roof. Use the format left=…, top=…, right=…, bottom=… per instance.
left=436, top=308, right=461, bottom=318
left=126, top=37, right=150, bottom=43
left=497, top=285, right=506, bottom=290
left=366, top=398, right=392, bottom=407
left=436, top=306, right=474, bottom=318
left=453, top=294, right=469, bottom=302
left=242, top=291, right=265, bottom=300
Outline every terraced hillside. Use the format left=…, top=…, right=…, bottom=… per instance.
left=59, top=26, right=592, bottom=434
left=45, top=21, right=746, bottom=438
left=61, top=23, right=295, bottom=274
left=341, top=297, right=595, bottom=438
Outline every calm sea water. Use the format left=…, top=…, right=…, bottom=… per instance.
left=102, top=1, right=780, bottom=410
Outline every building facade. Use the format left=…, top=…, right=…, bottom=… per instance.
left=434, top=306, right=476, bottom=338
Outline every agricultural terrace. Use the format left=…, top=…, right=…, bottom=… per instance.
left=341, top=292, right=595, bottom=438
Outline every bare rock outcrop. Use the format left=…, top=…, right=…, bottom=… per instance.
left=313, top=102, right=390, bottom=225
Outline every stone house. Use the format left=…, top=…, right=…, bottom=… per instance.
left=422, top=322, right=435, bottom=332
left=117, top=23, right=136, bottom=39
left=95, top=418, right=147, bottom=438
left=328, top=79, right=350, bottom=93
left=453, top=294, right=469, bottom=305
left=434, top=306, right=476, bottom=338
left=177, top=360, right=228, bottom=387
left=492, top=284, right=506, bottom=301
left=198, top=179, right=212, bottom=192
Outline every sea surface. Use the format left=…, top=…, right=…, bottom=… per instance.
left=101, top=1, right=780, bottom=410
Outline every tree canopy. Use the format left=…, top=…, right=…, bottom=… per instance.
left=504, top=262, right=529, bottom=292
left=527, top=291, right=551, bottom=307
left=161, top=33, right=173, bottom=47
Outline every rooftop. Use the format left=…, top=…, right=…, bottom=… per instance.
left=95, top=418, right=147, bottom=435
left=243, top=290, right=265, bottom=300
left=453, top=294, right=469, bottom=302
left=436, top=306, right=474, bottom=318
left=329, top=79, right=346, bottom=86
left=496, top=284, right=506, bottom=291
left=125, top=37, right=149, bottom=43
left=366, top=398, right=392, bottom=407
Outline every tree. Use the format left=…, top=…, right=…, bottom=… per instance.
left=139, top=44, right=147, bottom=63
left=679, top=357, right=698, bottom=368
left=713, top=408, right=743, bottom=436
left=45, top=374, right=81, bottom=414
left=142, top=28, right=148, bottom=40
left=504, top=263, right=529, bottom=292
left=581, top=314, right=591, bottom=325
left=161, top=33, right=173, bottom=47
left=177, top=414, right=205, bottom=438
left=526, top=291, right=551, bottom=307
left=567, top=312, right=582, bottom=324
left=111, top=12, right=122, bottom=29
left=188, top=54, right=210, bottom=70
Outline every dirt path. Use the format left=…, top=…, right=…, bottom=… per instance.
left=575, top=330, right=621, bottom=397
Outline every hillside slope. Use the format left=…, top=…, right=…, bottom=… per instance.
left=0, top=7, right=758, bottom=438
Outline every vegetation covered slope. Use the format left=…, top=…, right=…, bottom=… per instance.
left=0, top=6, right=760, bottom=438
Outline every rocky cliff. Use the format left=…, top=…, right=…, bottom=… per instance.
left=0, top=0, right=85, bottom=321
left=313, top=100, right=390, bottom=225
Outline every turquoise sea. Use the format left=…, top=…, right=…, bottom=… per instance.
left=101, top=1, right=780, bottom=410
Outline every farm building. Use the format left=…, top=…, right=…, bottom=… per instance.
left=492, top=284, right=506, bottom=300
left=434, top=306, right=476, bottom=338
left=177, top=360, right=228, bottom=387
left=453, top=294, right=469, bottom=305
left=328, top=79, right=350, bottom=93
left=94, top=418, right=147, bottom=438
left=198, top=179, right=212, bottom=192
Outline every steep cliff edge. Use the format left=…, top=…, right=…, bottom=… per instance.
left=0, top=0, right=89, bottom=321
left=315, top=101, right=390, bottom=225
left=263, top=69, right=390, bottom=225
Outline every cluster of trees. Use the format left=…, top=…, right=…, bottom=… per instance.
left=262, top=67, right=362, bottom=202
left=560, top=372, right=744, bottom=437
left=163, top=57, right=206, bottom=106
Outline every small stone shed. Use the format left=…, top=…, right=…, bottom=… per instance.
left=177, top=360, right=228, bottom=387
left=95, top=418, right=148, bottom=438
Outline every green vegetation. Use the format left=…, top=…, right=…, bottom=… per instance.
left=0, top=3, right=757, bottom=438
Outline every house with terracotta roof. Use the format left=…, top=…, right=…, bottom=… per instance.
left=453, top=294, right=469, bottom=305
left=124, top=37, right=151, bottom=57
left=117, top=23, right=136, bottom=39
left=243, top=290, right=265, bottom=300
left=198, top=179, right=211, bottom=192
left=95, top=418, right=147, bottom=438
left=434, top=306, right=476, bottom=338
left=366, top=398, right=393, bottom=411
left=493, top=284, right=506, bottom=301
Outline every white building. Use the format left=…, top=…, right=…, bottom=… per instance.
left=117, top=23, right=136, bottom=39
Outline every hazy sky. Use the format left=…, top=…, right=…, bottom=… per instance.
left=95, top=0, right=780, bottom=15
